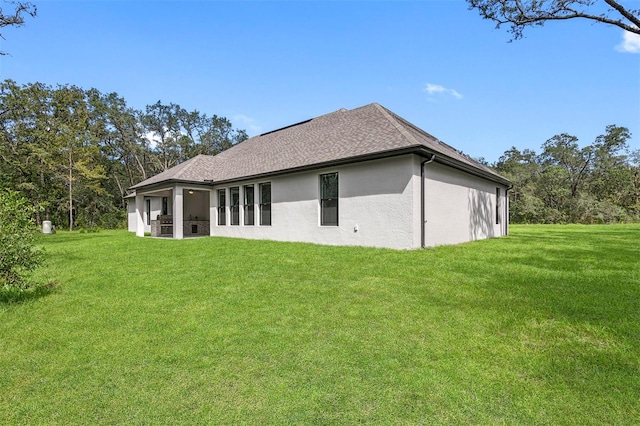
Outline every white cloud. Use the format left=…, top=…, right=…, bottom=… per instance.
left=233, top=114, right=262, bottom=135
left=615, top=30, right=640, bottom=53
left=144, top=131, right=161, bottom=149
left=424, top=83, right=463, bottom=100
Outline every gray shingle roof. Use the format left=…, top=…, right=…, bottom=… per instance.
left=130, top=154, right=215, bottom=189
left=131, top=103, right=509, bottom=190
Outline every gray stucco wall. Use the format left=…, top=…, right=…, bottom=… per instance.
left=128, top=154, right=509, bottom=249
left=423, top=161, right=508, bottom=247
left=211, top=155, right=417, bottom=249
left=127, top=201, right=136, bottom=232
left=144, top=197, right=163, bottom=234
left=127, top=196, right=163, bottom=234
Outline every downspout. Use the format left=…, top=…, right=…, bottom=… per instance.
left=421, top=154, right=436, bottom=248
left=505, top=184, right=513, bottom=235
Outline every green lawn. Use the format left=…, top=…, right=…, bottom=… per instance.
left=1, top=225, right=639, bottom=424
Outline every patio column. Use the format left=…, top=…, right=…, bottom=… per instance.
left=135, top=193, right=144, bottom=237
left=209, top=189, right=216, bottom=236
left=136, top=194, right=144, bottom=237
left=173, top=186, right=184, bottom=240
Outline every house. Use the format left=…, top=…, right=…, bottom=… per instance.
left=127, top=103, right=511, bottom=249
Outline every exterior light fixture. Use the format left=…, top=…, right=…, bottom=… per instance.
left=188, top=190, right=194, bottom=195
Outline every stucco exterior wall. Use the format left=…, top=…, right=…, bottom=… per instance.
left=128, top=155, right=509, bottom=248
left=423, top=161, right=508, bottom=247
left=144, top=197, right=163, bottom=233
left=211, top=155, right=418, bottom=249
left=127, top=196, right=163, bottom=233
left=127, top=200, right=136, bottom=232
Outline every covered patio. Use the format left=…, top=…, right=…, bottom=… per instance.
left=132, top=184, right=212, bottom=239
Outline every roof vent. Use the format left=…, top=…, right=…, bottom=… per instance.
left=339, top=108, right=348, bottom=112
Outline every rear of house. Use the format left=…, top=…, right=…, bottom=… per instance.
left=127, top=103, right=510, bottom=249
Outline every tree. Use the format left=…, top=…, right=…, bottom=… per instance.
left=627, top=149, right=640, bottom=217
left=89, top=91, right=148, bottom=196
left=0, top=79, right=247, bottom=230
left=539, top=133, right=592, bottom=200
left=0, top=1, right=37, bottom=55
left=0, top=80, right=61, bottom=225
left=586, top=125, right=634, bottom=222
left=467, top=0, right=640, bottom=40
left=49, top=85, right=109, bottom=231
left=177, top=109, right=248, bottom=158
left=141, top=102, right=249, bottom=172
left=0, top=189, right=42, bottom=288
left=494, top=146, right=545, bottom=222
left=142, top=101, right=181, bottom=172
left=0, top=81, right=113, bottom=230
left=494, top=124, right=636, bottom=224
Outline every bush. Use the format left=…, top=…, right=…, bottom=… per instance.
left=0, top=189, right=43, bottom=288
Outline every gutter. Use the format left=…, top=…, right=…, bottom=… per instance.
left=420, top=154, right=436, bottom=248
left=206, top=145, right=426, bottom=187
left=505, top=183, right=514, bottom=236
left=426, top=149, right=511, bottom=187
left=202, top=145, right=511, bottom=188
left=130, top=179, right=215, bottom=194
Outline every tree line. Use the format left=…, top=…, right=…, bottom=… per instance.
left=1, top=79, right=637, bottom=230
left=491, top=125, right=640, bottom=224
left=0, top=79, right=247, bottom=231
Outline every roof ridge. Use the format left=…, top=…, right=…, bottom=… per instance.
left=371, top=103, right=422, bottom=147
left=387, top=111, right=497, bottom=173
left=385, top=109, right=440, bottom=143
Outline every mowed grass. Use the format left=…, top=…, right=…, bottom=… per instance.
left=1, top=225, right=639, bottom=424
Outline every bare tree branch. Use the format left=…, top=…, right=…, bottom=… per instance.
left=467, top=0, right=640, bottom=40
left=0, top=1, right=36, bottom=55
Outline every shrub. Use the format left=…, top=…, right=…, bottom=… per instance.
left=0, top=189, right=43, bottom=288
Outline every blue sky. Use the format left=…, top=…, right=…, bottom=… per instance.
left=2, top=0, right=638, bottom=162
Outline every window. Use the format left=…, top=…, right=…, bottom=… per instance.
left=146, top=199, right=151, bottom=225
left=244, top=185, right=255, bottom=226
left=259, top=182, right=271, bottom=226
left=162, top=197, right=168, bottom=215
left=230, top=187, right=240, bottom=225
left=496, top=187, right=501, bottom=224
left=320, top=172, right=338, bottom=226
left=217, top=189, right=226, bottom=226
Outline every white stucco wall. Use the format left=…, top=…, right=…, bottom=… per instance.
left=143, top=197, right=163, bottom=233
left=127, top=155, right=509, bottom=248
left=210, top=155, right=418, bottom=249
left=423, top=161, right=508, bottom=247
left=127, top=200, right=136, bottom=232
left=128, top=196, right=163, bottom=234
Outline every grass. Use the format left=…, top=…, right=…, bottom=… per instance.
left=1, top=224, right=639, bottom=424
